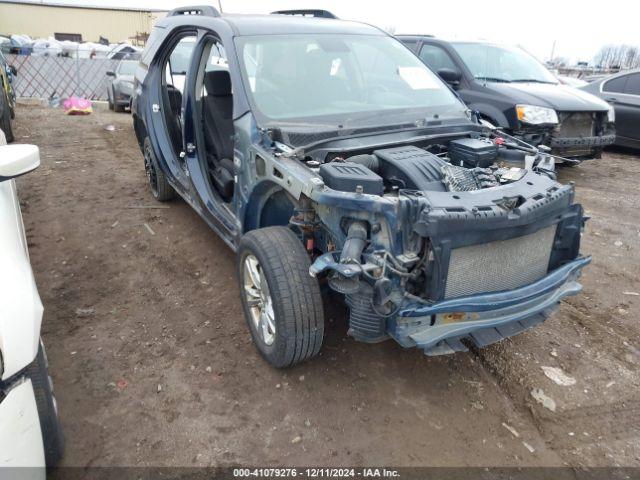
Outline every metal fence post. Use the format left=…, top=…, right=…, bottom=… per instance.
left=75, top=46, right=81, bottom=96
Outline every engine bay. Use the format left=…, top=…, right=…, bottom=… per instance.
left=315, top=135, right=554, bottom=196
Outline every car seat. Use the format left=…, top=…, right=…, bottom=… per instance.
left=203, top=70, right=234, bottom=199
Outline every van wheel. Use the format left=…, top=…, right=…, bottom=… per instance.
left=0, top=92, right=14, bottom=143
left=143, top=137, right=174, bottom=201
left=107, top=89, right=114, bottom=110
left=237, top=227, right=324, bottom=368
left=27, top=340, right=64, bottom=466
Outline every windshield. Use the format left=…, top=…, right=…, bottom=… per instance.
left=236, top=34, right=467, bottom=127
left=117, top=61, right=137, bottom=76
left=451, top=43, right=558, bottom=84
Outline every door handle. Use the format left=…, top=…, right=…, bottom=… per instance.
left=605, top=97, right=617, bottom=102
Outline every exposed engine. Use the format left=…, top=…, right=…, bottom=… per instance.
left=310, top=133, right=568, bottom=346
left=317, top=135, right=552, bottom=196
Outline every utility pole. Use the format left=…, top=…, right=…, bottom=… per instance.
left=549, top=40, right=557, bottom=63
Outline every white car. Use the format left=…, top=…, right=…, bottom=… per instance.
left=0, top=139, right=64, bottom=471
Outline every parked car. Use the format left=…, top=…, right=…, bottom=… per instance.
left=397, top=37, right=615, bottom=161
left=580, top=69, right=640, bottom=149
left=132, top=7, right=590, bottom=367
left=0, top=50, right=17, bottom=142
left=106, top=60, right=137, bottom=112
left=0, top=141, right=64, bottom=468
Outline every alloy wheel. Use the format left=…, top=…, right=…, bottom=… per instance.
left=242, top=254, right=276, bottom=346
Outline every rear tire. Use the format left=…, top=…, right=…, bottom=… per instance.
left=237, top=227, right=324, bottom=368
left=0, top=92, right=14, bottom=143
left=143, top=136, right=175, bottom=201
left=27, top=340, right=64, bottom=467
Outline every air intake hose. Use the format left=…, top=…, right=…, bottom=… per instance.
left=340, top=221, right=368, bottom=264
left=346, top=154, right=380, bottom=173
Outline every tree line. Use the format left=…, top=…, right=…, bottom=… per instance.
left=594, top=44, right=640, bottom=69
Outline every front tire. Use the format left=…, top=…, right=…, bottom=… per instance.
left=107, top=89, right=114, bottom=110
left=27, top=340, right=64, bottom=467
left=143, top=136, right=174, bottom=201
left=237, top=227, right=325, bottom=368
left=0, top=92, right=14, bottom=143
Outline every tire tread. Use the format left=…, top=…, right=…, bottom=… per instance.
left=238, top=227, right=324, bottom=367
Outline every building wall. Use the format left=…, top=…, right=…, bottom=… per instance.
left=0, top=3, right=166, bottom=44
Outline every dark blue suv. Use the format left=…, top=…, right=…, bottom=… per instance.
left=132, top=7, right=590, bottom=367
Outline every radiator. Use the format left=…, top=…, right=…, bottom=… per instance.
left=557, top=112, right=595, bottom=138
left=444, top=225, right=557, bottom=299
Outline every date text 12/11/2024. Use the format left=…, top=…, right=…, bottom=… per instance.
left=233, top=468, right=401, bottom=478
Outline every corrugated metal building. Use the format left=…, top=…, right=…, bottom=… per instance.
left=0, top=1, right=167, bottom=44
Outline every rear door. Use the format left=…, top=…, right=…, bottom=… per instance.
left=604, top=73, right=640, bottom=144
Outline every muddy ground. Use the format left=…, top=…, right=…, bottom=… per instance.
left=11, top=104, right=640, bottom=467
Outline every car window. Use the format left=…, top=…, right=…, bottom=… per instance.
left=117, top=61, right=137, bottom=76
left=236, top=34, right=467, bottom=127
left=603, top=74, right=628, bottom=94
left=451, top=42, right=557, bottom=84
left=623, top=73, right=640, bottom=96
left=165, top=36, right=197, bottom=94
left=419, top=44, right=458, bottom=73
left=400, top=39, right=419, bottom=53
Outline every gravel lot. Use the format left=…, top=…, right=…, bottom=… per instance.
left=12, top=103, right=640, bottom=467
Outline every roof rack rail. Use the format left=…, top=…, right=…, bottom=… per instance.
left=168, top=5, right=220, bottom=17
left=271, top=9, right=338, bottom=19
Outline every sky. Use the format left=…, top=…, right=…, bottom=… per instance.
left=28, top=0, right=640, bottom=63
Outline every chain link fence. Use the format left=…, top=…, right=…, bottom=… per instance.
left=5, top=46, right=140, bottom=101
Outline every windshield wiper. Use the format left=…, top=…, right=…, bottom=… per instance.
left=511, top=79, right=556, bottom=84
left=475, top=76, right=511, bottom=83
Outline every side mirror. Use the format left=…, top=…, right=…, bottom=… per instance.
left=106, top=70, right=115, bottom=77
left=8, top=65, right=17, bottom=76
left=0, top=145, right=40, bottom=181
left=437, top=68, right=462, bottom=86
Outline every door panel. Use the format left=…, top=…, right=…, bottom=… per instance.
left=147, top=33, right=197, bottom=192
left=181, top=32, right=238, bottom=244
left=609, top=73, right=640, bottom=142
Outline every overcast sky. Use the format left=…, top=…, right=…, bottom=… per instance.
left=44, top=0, right=640, bottom=63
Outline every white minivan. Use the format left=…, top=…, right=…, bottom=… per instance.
left=0, top=134, right=64, bottom=471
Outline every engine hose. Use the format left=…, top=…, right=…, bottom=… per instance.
left=346, top=154, right=380, bottom=173
left=340, top=221, right=368, bottom=264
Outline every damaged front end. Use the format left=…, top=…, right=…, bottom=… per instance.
left=513, top=110, right=615, bottom=160
left=304, top=133, right=590, bottom=355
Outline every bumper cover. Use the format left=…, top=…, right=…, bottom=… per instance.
left=550, top=134, right=616, bottom=149
left=392, top=256, right=590, bottom=355
left=0, top=378, right=45, bottom=470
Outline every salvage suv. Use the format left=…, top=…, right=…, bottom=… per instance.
left=132, top=7, right=590, bottom=367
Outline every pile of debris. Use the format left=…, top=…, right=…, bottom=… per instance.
left=0, top=34, right=141, bottom=60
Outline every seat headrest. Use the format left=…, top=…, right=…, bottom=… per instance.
left=204, top=70, right=232, bottom=96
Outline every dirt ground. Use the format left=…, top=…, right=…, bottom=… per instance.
left=11, top=103, right=640, bottom=468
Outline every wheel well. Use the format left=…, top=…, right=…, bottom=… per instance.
left=243, top=182, right=298, bottom=233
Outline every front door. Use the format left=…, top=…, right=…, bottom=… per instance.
left=181, top=32, right=239, bottom=245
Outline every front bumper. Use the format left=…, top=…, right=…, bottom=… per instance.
left=114, top=94, right=131, bottom=106
left=390, top=256, right=590, bottom=355
left=550, top=134, right=616, bottom=150
left=0, top=378, right=46, bottom=471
